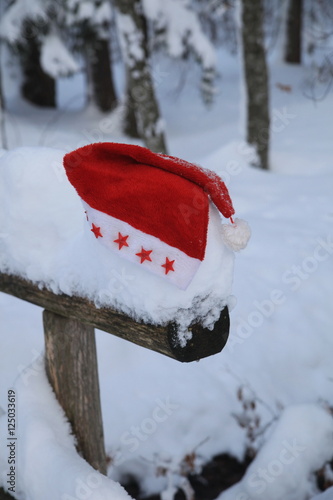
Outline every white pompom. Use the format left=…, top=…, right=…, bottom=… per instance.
left=221, top=218, right=251, bottom=252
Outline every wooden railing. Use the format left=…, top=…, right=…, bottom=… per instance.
left=0, top=272, right=229, bottom=474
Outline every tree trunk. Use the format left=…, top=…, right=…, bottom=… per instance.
left=123, top=68, right=140, bottom=138
left=123, top=71, right=140, bottom=138
left=114, top=0, right=167, bottom=153
left=285, top=0, right=303, bottom=64
left=90, top=37, right=118, bottom=112
left=20, top=22, right=56, bottom=108
left=0, top=57, right=8, bottom=149
left=240, top=0, right=270, bottom=170
left=43, top=310, right=107, bottom=474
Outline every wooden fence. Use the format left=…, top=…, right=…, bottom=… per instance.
left=0, top=271, right=229, bottom=476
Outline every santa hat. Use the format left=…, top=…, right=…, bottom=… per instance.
left=63, top=143, right=250, bottom=289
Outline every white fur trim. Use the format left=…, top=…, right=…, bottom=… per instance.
left=221, top=218, right=251, bottom=252
left=83, top=202, right=201, bottom=290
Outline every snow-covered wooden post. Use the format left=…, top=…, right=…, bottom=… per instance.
left=43, top=311, right=107, bottom=475
left=0, top=272, right=230, bottom=475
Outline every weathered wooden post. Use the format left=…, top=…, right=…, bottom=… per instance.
left=0, top=272, right=230, bottom=476
left=43, top=311, right=106, bottom=474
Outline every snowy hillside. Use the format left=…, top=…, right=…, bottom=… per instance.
left=0, top=53, right=333, bottom=500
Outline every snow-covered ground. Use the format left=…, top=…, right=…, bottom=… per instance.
left=1, top=52, right=333, bottom=500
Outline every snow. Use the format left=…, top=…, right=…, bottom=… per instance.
left=116, top=13, right=145, bottom=66
left=77, top=1, right=96, bottom=21
left=0, top=0, right=47, bottom=44
left=40, top=33, right=80, bottom=78
left=217, top=405, right=333, bottom=500
left=143, top=0, right=216, bottom=69
left=61, top=1, right=113, bottom=42
left=0, top=364, right=132, bottom=500
left=312, top=488, right=333, bottom=500
left=94, top=2, right=113, bottom=26
left=68, top=0, right=113, bottom=28
left=1, top=47, right=333, bottom=500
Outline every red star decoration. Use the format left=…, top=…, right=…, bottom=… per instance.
left=91, top=223, right=103, bottom=238
left=136, top=247, right=153, bottom=263
left=114, top=232, right=129, bottom=250
left=161, top=257, right=175, bottom=275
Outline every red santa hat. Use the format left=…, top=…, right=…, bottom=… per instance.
left=63, top=142, right=250, bottom=289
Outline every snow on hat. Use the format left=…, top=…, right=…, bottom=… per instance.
left=63, top=142, right=250, bottom=289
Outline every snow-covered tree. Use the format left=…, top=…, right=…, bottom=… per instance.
left=114, top=0, right=167, bottom=153
left=302, top=0, right=333, bottom=101
left=0, top=0, right=78, bottom=107
left=143, top=0, right=217, bottom=105
left=240, top=0, right=270, bottom=170
left=64, top=0, right=117, bottom=112
left=194, top=0, right=238, bottom=54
